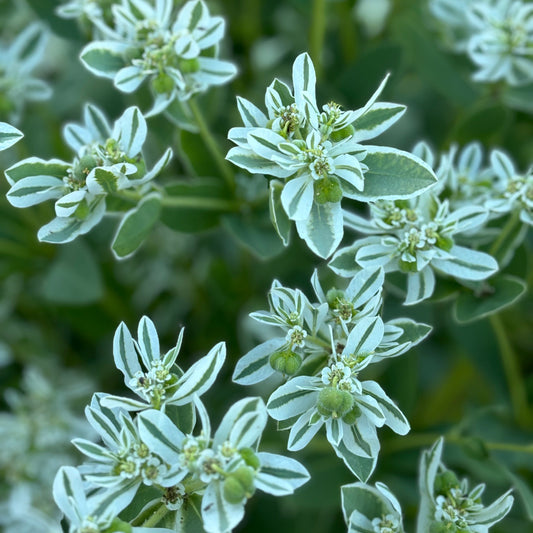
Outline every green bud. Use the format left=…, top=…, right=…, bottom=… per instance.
left=104, top=518, right=133, bottom=533
left=436, top=235, right=454, bottom=252
left=152, top=72, right=175, bottom=94
left=269, top=350, right=302, bottom=375
left=314, top=177, right=343, bottom=204
left=326, top=288, right=344, bottom=309
left=239, top=447, right=260, bottom=470
left=434, top=470, right=460, bottom=496
left=179, top=57, right=200, bottom=74
left=223, top=466, right=256, bottom=504
left=317, top=387, right=354, bottom=418
left=329, top=124, right=355, bottom=142
left=342, top=403, right=362, bottom=425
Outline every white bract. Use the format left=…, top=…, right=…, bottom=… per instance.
left=266, top=317, right=411, bottom=481
left=53, top=466, right=172, bottom=533
left=0, top=122, right=23, bottom=151
left=4, top=104, right=172, bottom=244
left=0, top=23, right=51, bottom=124
left=233, top=272, right=430, bottom=386
left=341, top=481, right=404, bottom=533
left=227, top=52, right=436, bottom=258
left=331, top=192, right=498, bottom=305
left=80, top=0, right=237, bottom=121
left=102, top=315, right=226, bottom=411
left=417, top=438, right=514, bottom=532
left=133, top=397, right=310, bottom=532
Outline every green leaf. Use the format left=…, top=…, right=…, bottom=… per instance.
left=269, top=181, right=291, bottom=246
left=453, top=274, right=527, bottom=324
left=179, top=130, right=219, bottom=176
left=355, top=146, right=437, bottom=200
left=112, top=193, right=162, bottom=259
left=80, top=42, right=127, bottom=78
left=223, top=202, right=286, bottom=260
left=93, top=168, right=119, bottom=194
left=40, top=241, right=103, bottom=305
left=341, top=483, right=386, bottom=523
left=160, top=179, right=229, bottom=233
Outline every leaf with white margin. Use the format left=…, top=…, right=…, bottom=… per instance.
left=168, top=341, right=226, bottom=405
left=416, top=437, right=443, bottom=533
left=295, top=200, right=343, bottom=258
left=267, top=376, right=318, bottom=420
left=201, top=481, right=245, bottom=533
left=136, top=316, right=160, bottom=366
left=72, top=438, right=114, bottom=462
left=84, top=103, right=111, bottom=139
left=0, top=122, right=23, bottom=151
left=226, top=146, right=293, bottom=178
left=362, top=381, right=410, bottom=435
left=352, top=102, right=406, bottom=142
left=196, top=57, right=237, bottom=85
left=287, top=408, right=323, bottom=451
left=467, top=490, right=514, bottom=528
left=490, top=149, right=515, bottom=180
left=343, top=316, right=384, bottom=357
left=329, top=242, right=362, bottom=277
left=405, top=267, right=436, bottom=305
left=282, top=175, right=314, bottom=221
left=53, top=466, right=90, bottom=524
left=232, top=337, right=286, bottom=385
left=114, top=65, right=146, bottom=93
left=113, top=321, right=141, bottom=384
left=351, top=146, right=437, bottom=201
left=55, top=190, right=87, bottom=217
left=347, top=268, right=385, bottom=308
left=100, top=395, right=150, bottom=411
left=236, top=96, right=267, bottom=127
left=114, top=107, right=147, bottom=158
left=447, top=205, right=488, bottom=233
left=355, top=238, right=395, bottom=269
left=6, top=175, right=64, bottom=207
left=255, top=452, right=310, bottom=496
left=292, top=52, right=317, bottom=113
left=4, top=157, right=70, bottom=185
left=269, top=180, right=292, bottom=246
left=80, top=41, right=129, bottom=78
left=333, top=438, right=377, bottom=481
left=433, top=245, right=498, bottom=281
left=137, top=409, right=186, bottom=465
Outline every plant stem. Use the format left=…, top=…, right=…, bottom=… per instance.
left=310, top=0, right=326, bottom=76
left=489, top=210, right=521, bottom=259
left=188, top=98, right=235, bottom=191
left=141, top=503, right=170, bottom=527
left=489, top=314, right=531, bottom=429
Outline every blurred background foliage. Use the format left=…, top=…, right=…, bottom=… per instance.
left=0, top=0, right=532, bottom=531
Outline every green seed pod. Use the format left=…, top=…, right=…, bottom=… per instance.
left=316, top=387, right=354, bottom=418
left=152, top=72, right=175, bottom=94
left=329, top=124, right=355, bottom=142
left=233, top=466, right=256, bottom=494
left=223, top=476, right=246, bottom=504
left=342, top=403, right=362, bottom=425
left=104, top=518, right=133, bottom=533
left=314, top=177, right=343, bottom=204
left=434, top=470, right=460, bottom=496
left=269, top=350, right=302, bottom=375
left=179, top=57, right=200, bottom=74
left=240, top=447, right=261, bottom=470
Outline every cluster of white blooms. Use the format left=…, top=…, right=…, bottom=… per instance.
left=429, top=0, right=533, bottom=85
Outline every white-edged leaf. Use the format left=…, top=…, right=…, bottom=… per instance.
left=114, top=106, right=147, bottom=157
left=232, top=338, right=285, bottom=385
left=201, top=481, right=245, bottom=533
left=6, top=175, right=64, bottom=207
left=267, top=376, right=318, bottom=420
left=0, top=122, right=23, bottom=150
left=405, top=267, right=436, bottom=305
left=433, top=245, right=498, bottom=281
left=256, top=452, right=310, bottom=495
left=362, top=381, right=410, bottom=435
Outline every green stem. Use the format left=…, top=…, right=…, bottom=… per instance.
left=489, top=210, right=521, bottom=259
left=310, top=0, right=327, bottom=76
left=188, top=98, right=235, bottom=191
left=141, top=503, right=170, bottom=528
left=489, top=314, right=531, bottom=428
left=384, top=433, right=533, bottom=455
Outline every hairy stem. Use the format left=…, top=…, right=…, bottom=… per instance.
left=189, top=97, right=235, bottom=191
left=141, top=503, right=170, bottom=528
left=490, top=314, right=531, bottom=429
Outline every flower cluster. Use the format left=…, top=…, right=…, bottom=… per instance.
left=429, top=0, right=533, bottom=85
left=80, top=0, right=237, bottom=121
left=233, top=273, right=431, bottom=480
left=227, top=53, right=436, bottom=258
left=55, top=317, right=309, bottom=533
left=418, top=438, right=514, bottom=532
left=331, top=191, right=497, bottom=305
left=0, top=23, right=51, bottom=124
left=5, top=104, right=172, bottom=245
